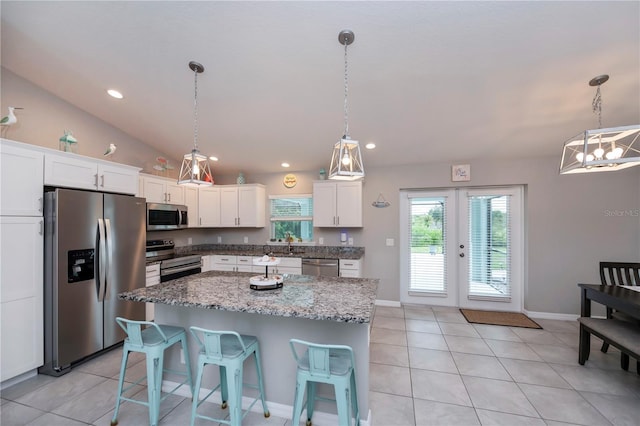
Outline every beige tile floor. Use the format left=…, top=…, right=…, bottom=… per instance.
left=1, top=305, right=639, bottom=425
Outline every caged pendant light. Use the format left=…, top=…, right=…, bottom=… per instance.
left=178, top=61, right=214, bottom=186
left=329, top=29, right=365, bottom=180
left=559, top=74, right=640, bottom=174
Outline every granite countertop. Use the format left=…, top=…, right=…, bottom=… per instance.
left=175, top=244, right=364, bottom=260
left=120, top=271, right=378, bottom=324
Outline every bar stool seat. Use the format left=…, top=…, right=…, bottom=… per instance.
left=189, top=327, right=269, bottom=426
left=289, top=339, right=359, bottom=426
left=111, top=318, right=193, bottom=426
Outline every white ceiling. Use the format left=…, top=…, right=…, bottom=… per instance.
left=2, top=1, right=639, bottom=175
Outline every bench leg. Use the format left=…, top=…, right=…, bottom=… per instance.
left=621, top=353, right=630, bottom=371
left=578, top=325, right=591, bottom=365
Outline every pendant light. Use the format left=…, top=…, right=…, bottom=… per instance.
left=559, top=74, right=640, bottom=174
left=178, top=61, right=214, bottom=186
left=329, top=29, right=365, bottom=180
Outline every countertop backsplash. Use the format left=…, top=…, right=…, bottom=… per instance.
left=175, top=243, right=364, bottom=260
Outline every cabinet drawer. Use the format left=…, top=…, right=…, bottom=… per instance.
left=339, top=259, right=361, bottom=270
left=237, top=256, right=253, bottom=266
left=213, top=255, right=237, bottom=264
left=145, top=264, right=160, bottom=278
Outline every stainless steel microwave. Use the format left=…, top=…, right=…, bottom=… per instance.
left=146, top=203, right=188, bottom=231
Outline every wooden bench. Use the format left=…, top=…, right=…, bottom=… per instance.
left=578, top=317, right=640, bottom=373
left=599, top=262, right=640, bottom=353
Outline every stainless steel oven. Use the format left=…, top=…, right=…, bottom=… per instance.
left=146, top=239, right=201, bottom=282
left=146, top=203, right=188, bottom=231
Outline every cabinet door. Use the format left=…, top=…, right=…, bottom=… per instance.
left=165, top=182, right=185, bottom=205
left=313, top=182, right=337, bottom=227
left=98, top=163, right=139, bottom=195
left=336, top=182, right=362, bottom=227
left=184, top=187, right=199, bottom=227
left=0, top=143, right=44, bottom=216
left=238, top=186, right=265, bottom=227
left=142, top=176, right=167, bottom=203
left=0, top=216, right=44, bottom=381
left=220, top=187, right=239, bottom=227
left=198, top=187, right=220, bottom=227
left=44, top=152, right=97, bottom=190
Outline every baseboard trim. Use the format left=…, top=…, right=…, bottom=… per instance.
left=162, top=380, right=372, bottom=426
left=523, top=310, right=579, bottom=321
left=0, top=369, right=38, bottom=390
left=375, top=299, right=402, bottom=308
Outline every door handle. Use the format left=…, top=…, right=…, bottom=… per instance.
left=97, top=219, right=107, bottom=302
left=459, top=253, right=465, bottom=258
left=168, top=193, right=171, bottom=202
left=94, top=174, right=99, bottom=187
left=38, top=197, right=43, bottom=213
left=39, top=220, right=43, bottom=235
left=100, top=175, right=105, bottom=187
left=104, top=218, right=113, bottom=300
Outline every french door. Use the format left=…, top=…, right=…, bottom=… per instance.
left=400, top=186, right=523, bottom=311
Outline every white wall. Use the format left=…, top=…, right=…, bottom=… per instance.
left=5, top=69, right=639, bottom=316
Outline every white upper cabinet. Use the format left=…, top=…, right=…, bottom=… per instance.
left=140, top=174, right=185, bottom=204
left=198, top=186, right=221, bottom=227
left=220, top=185, right=265, bottom=228
left=0, top=141, right=44, bottom=216
left=184, top=186, right=199, bottom=227
left=313, top=181, right=362, bottom=227
left=44, top=151, right=139, bottom=195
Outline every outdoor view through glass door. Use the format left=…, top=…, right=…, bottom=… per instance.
left=400, top=186, right=523, bottom=311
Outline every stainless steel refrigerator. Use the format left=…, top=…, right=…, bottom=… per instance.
left=40, top=188, right=146, bottom=376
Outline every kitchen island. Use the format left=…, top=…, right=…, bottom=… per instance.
left=119, top=271, right=377, bottom=424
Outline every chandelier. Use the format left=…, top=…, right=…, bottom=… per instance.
left=178, top=61, right=214, bottom=186
left=559, top=74, right=640, bottom=174
left=329, top=29, right=365, bottom=180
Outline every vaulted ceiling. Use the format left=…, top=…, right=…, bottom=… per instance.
left=2, top=1, right=639, bottom=175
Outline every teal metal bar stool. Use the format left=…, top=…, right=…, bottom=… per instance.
left=189, top=327, right=269, bottom=426
left=289, top=339, right=359, bottom=426
left=111, top=318, right=193, bottom=426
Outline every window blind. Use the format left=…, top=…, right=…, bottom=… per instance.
left=467, top=194, right=511, bottom=300
left=407, top=196, right=447, bottom=295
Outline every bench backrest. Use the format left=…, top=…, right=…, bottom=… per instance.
left=600, top=262, right=640, bottom=287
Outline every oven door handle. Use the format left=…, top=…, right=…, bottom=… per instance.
left=161, top=264, right=201, bottom=276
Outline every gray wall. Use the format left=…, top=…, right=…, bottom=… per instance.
left=1, top=68, right=177, bottom=174
left=5, top=68, right=639, bottom=316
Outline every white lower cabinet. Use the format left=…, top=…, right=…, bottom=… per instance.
left=145, top=263, right=160, bottom=322
left=339, top=259, right=362, bottom=278
left=0, top=216, right=44, bottom=381
left=268, top=257, right=302, bottom=275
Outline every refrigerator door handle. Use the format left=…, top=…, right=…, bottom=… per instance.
left=97, top=218, right=107, bottom=302
left=104, top=218, right=113, bottom=300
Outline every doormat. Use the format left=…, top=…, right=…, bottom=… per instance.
left=460, top=309, right=542, bottom=329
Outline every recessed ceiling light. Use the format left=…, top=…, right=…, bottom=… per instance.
left=281, top=162, right=290, bottom=168
left=209, top=156, right=219, bottom=161
left=365, top=143, right=376, bottom=150
left=107, top=89, right=123, bottom=99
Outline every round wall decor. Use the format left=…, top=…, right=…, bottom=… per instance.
left=283, top=173, right=297, bottom=188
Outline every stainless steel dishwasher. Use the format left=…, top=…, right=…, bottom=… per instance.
left=301, top=258, right=340, bottom=277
